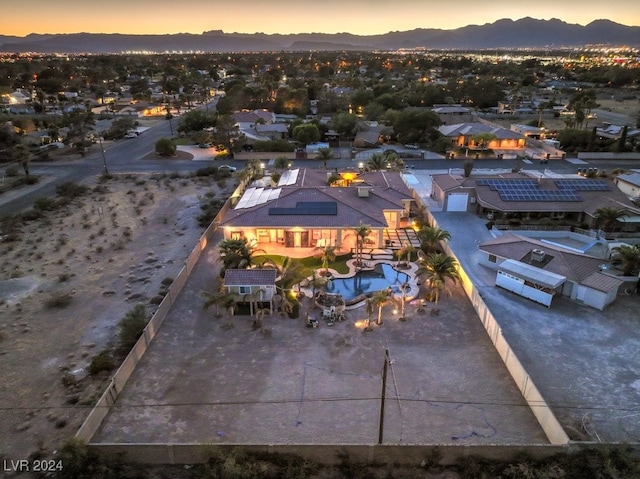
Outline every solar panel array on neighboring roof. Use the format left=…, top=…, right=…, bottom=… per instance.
left=554, top=179, right=611, bottom=191
left=269, top=201, right=338, bottom=216
left=475, top=178, right=581, bottom=202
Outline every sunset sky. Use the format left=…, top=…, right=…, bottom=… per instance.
left=2, top=0, right=639, bottom=37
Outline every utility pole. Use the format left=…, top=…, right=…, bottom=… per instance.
left=378, top=349, right=390, bottom=444
left=98, top=137, right=109, bottom=175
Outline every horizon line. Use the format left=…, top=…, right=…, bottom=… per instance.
left=2, top=17, right=638, bottom=39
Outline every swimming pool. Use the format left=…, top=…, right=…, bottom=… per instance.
left=325, top=263, right=410, bottom=300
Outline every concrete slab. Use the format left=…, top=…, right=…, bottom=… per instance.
left=432, top=211, right=640, bottom=442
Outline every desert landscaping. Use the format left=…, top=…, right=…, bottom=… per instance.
left=0, top=168, right=232, bottom=461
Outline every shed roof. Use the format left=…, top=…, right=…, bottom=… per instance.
left=498, top=259, right=566, bottom=289
left=223, top=269, right=277, bottom=286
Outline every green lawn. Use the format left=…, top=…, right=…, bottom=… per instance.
left=254, top=253, right=353, bottom=278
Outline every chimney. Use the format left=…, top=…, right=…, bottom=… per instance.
left=357, top=186, right=371, bottom=197
left=531, top=249, right=546, bottom=262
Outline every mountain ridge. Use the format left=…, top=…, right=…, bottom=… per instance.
left=1, top=18, right=638, bottom=53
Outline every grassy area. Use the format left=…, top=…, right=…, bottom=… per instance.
left=254, top=253, right=353, bottom=277
left=172, top=138, right=191, bottom=146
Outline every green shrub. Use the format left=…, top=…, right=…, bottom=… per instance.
left=155, top=138, right=177, bottom=157
left=88, top=351, right=115, bottom=375
left=118, top=304, right=149, bottom=353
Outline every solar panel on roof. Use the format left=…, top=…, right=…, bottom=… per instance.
left=269, top=201, right=338, bottom=216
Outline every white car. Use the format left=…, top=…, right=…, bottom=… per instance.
left=218, top=165, right=237, bottom=173
left=124, top=132, right=138, bottom=139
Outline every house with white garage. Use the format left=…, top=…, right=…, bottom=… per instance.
left=478, top=233, right=624, bottom=310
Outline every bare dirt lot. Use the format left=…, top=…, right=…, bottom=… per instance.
left=0, top=171, right=230, bottom=462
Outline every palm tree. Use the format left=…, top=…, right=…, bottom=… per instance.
left=316, top=147, right=333, bottom=169
left=594, top=207, right=628, bottom=233
left=352, top=221, right=372, bottom=271
left=417, top=226, right=451, bottom=254
left=417, top=253, right=461, bottom=304
left=366, top=152, right=386, bottom=172
left=201, top=277, right=236, bottom=318
left=218, top=237, right=265, bottom=272
left=396, top=241, right=416, bottom=267
left=612, top=244, right=640, bottom=276
left=243, top=288, right=266, bottom=317
left=274, top=156, right=289, bottom=170
left=314, top=244, right=336, bottom=275
left=393, top=282, right=410, bottom=321
left=384, top=151, right=404, bottom=172
left=370, top=289, right=391, bottom=325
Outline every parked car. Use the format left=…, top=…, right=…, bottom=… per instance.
left=218, top=165, right=237, bottom=173
left=198, top=143, right=212, bottom=148
left=124, top=132, right=138, bottom=139
left=404, top=143, right=420, bottom=150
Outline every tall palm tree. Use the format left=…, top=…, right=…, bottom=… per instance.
left=417, top=226, right=451, bottom=254
left=417, top=253, right=461, bottom=304
left=384, top=151, right=404, bottom=172
left=594, top=207, right=628, bottom=233
left=314, top=244, right=336, bottom=275
left=316, top=147, right=333, bottom=169
left=394, top=282, right=410, bottom=321
left=612, top=244, right=640, bottom=276
left=370, top=289, right=391, bottom=325
left=201, top=277, right=236, bottom=318
left=352, top=221, right=372, bottom=271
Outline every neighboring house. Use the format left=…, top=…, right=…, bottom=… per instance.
left=596, top=124, right=640, bottom=141
left=431, top=173, right=640, bottom=232
left=255, top=123, right=288, bottom=141
left=615, top=172, right=640, bottom=199
left=8, top=90, right=30, bottom=104
left=233, top=109, right=276, bottom=129
left=437, top=123, right=526, bottom=151
left=223, top=268, right=277, bottom=315
left=220, top=169, right=413, bottom=251
left=112, top=102, right=164, bottom=117
left=478, top=232, right=624, bottom=310
left=511, top=124, right=545, bottom=139
left=431, top=105, right=473, bottom=125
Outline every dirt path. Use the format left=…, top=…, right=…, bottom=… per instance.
left=0, top=172, right=231, bottom=462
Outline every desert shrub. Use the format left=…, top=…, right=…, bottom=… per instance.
left=58, top=273, right=72, bottom=282
left=5, top=166, right=19, bottom=176
left=88, top=351, right=116, bottom=375
left=33, top=197, right=58, bottom=211
left=117, top=304, right=149, bottom=353
left=193, top=166, right=219, bottom=177
left=56, top=181, right=88, bottom=198
left=45, top=291, right=73, bottom=308
left=198, top=196, right=226, bottom=227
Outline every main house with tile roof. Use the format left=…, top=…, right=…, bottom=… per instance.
left=219, top=169, right=413, bottom=251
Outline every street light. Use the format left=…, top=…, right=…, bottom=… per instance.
left=98, top=137, right=109, bottom=175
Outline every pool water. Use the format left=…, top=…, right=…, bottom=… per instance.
left=325, top=263, right=410, bottom=300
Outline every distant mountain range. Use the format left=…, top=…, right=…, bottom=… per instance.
left=1, top=18, right=639, bottom=53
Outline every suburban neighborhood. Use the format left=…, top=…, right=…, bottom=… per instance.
left=0, top=33, right=639, bottom=477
